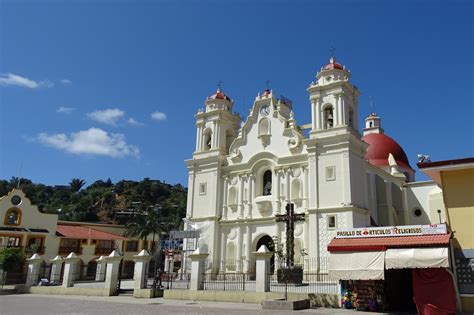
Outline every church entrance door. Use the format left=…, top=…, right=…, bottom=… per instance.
left=255, top=235, right=275, bottom=273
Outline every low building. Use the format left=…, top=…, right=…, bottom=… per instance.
left=0, top=188, right=158, bottom=281
left=418, top=157, right=474, bottom=313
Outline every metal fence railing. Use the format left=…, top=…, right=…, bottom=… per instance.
left=149, top=271, right=190, bottom=290
left=202, top=272, right=256, bottom=291
left=0, top=264, right=28, bottom=287
left=269, top=269, right=339, bottom=299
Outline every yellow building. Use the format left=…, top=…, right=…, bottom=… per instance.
left=0, top=189, right=158, bottom=282
left=419, top=157, right=474, bottom=313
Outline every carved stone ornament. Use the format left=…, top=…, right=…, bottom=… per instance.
left=227, top=228, right=237, bottom=240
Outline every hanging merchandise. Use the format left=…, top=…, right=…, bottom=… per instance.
left=341, top=280, right=384, bottom=312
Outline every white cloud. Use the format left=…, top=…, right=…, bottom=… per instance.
left=60, top=79, right=72, bottom=85
left=87, top=108, right=125, bottom=126
left=37, top=127, right=139, bottom=158
left=127, top=117, right=144, bottom=126
left=0, top=73, right=53, bottom=88
left=151, top=111, right=167, bottom=121
left=56, top=106, right=75, bottom=114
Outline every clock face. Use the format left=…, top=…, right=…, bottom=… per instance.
left=260, top=105, right=270, bottom=116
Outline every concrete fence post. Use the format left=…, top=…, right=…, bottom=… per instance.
left=104, top=250, right=123, bottom=296
left=26, top=253, right=43, bottom=287
left=95, top=256, right=106, bottom=282
left=133, top=249, right=152, bottom=290
left=50, top=255, right=63, bottom=284
left=188, top=248, right=208, bottom=291
left=62, top=252, right=80, bottom=288
left=254, top=245, right=273, bottom=292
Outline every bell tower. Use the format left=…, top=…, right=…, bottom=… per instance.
left=363, top=113, right=384, bottom=135
left=305, top=56, right=370, bottom=234
left=307, top=56, right=360, bottom=138
left=194, top=88, right=241, bottom=155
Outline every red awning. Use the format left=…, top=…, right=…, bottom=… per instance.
left=327, top=233, right=451, bottom=252
left=56, top=225, right=127, bottom=240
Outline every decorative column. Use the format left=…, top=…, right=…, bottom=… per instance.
left=247, top=174, right=253, bottom=218
left=341, top=95, right=348, bottom=125
left=318, top=100, right=324, bottom=130
left=274, top=222, right=281, bottom=272
left=62, top=252, right=80, bottom=288
left=104, top=250, right=123, bottom=296
left=195, top=125, right=201, bottom=151
left=50, top=255, right=63, bottom=284
left=311, top=100, right=317, bottom=130
left=303, top=166, right=309, bottom=209
left=212, top=121, right=217, bottom=148
left=189, top=248, right=208, bottom=290
left=236, top=226, right=243, bottom=272
left=238, top=175, right=244, bottom=219
left=133, top=249, right=152, bottom=291
left=254, top=245, right=273, bottom=292
left=304, top=217, right=310, bottom=271
left=285, top=168, right=291, bottom=203
left=275, top=169, right=281, bottom=214
left=220, top=228, right=227, bottom=273
left=95, top=256, right=106, bottom=281
left=244, top=225, right=252, bottom=274
left=334, top=94, right=341, bottom=126
left=222, top=176, right=228, bottom=220
left=25, top=253, right=43, bottom=287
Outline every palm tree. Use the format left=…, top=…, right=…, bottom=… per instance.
left=124, top=214, right=148, bottom=243
left=69, top=178, right=86, bottom=193
left=124, top=207, right=165, bottom=251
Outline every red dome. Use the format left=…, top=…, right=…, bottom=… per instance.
left=362, top=133, right=412, bottom=169
left=208, top=88, right=232, bottom=102
left=323, top=57, right=344, bottom=70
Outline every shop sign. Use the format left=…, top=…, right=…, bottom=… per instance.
left=335, top=223, right=447, bottom=239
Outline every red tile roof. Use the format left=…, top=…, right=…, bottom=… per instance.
left=327, top=233, right=451, bottom=252
left=56, top=225, right=127, bottom=240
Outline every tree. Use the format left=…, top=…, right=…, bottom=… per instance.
left=69, top=178, right=86, bottom=193
left=0, top=247, right=25, bottom=286
left=124, top=207, right=166, bottom=249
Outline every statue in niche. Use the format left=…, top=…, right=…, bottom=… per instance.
left=263, top=170, right=272, bottom=196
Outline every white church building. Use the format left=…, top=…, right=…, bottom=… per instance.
left=182, top=57, right=445, bottom=274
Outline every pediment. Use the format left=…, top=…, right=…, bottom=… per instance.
left=228, top=96, right=306, bottom=165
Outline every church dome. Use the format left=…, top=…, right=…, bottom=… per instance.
left=323, top=57, right=344, bottom=70
left=362, top=133, right=412, bottom=169
left=208, top=88, right=232, bottom=102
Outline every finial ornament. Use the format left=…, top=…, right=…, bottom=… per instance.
left=217, top=80, right=222, bottom=92
left=330, top=46, right=336, bottom=58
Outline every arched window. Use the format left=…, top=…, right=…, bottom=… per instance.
left=263, top=170, right=272, bottom=196
left=324, top=106, right=334, bottom=129
left=4, top=207, right=21, bottom=225
left=369, top=121, right=373, bottom=128
left=202, top=128, right=212, bottom=151
left=258, top=118, right=271, bottom=136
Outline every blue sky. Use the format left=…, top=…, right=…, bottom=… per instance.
left=1, top=0, right=472, bottom=187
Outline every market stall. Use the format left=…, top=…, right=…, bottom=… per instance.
left=327, top=224, right=456, bottom=313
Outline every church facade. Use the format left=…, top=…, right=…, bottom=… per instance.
left=182, top=57, right=444, bottom=273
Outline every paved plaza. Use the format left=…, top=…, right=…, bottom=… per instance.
left=0, top=294, right=380, bottom=315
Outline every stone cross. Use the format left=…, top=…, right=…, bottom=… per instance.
left=275, top=203, right=305, bottom=268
